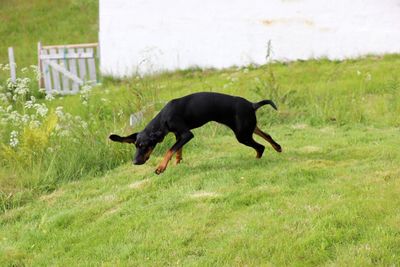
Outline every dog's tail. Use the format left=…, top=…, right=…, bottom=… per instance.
left=252, top=99, right=277, bottom=111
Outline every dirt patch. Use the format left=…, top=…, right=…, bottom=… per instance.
left=39, top=189, right=64, bottom=203
left=319, top=126, right=335, bottom=134
left=190, top=191, right=219, bottom=199
left=103, top=206, right=120, bottom=217
left=300, top=146, right=322, bottom=153
left=305, top=159, right=334, bottom=167
left=292, top=123, right=308, bottom=129
left=129, top=179, right=150, bottom=189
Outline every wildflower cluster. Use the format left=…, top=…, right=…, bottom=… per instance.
left=80, top=83, right=92, bottom=105
left=0, top=64, right=91, bottom=150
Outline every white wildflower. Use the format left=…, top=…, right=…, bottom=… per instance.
left=25, top=100, right=34, bottom=109
left=14, top=78, right=31, bottom=96
left=55, top=106, right=64, bottom=118
left=8, top=111, right=21, bottom=124
left=59, top=130, right=70, bottom=136
left=7, top=79, right=15, bottom=89
left=81, top=121, right=88, bottom=129
left=9, top=131, right=19, bottom=148
left=81, top=84, right=92, bottom=93
left=80, top=83, right=92, bottom=105
left=55, top=123, right=62, bottom=132
left=34, top=103, right=48, bottom=117
left=30, top=120, right=41, bottom=128
left=21, top=114, right=29, bottom=124
left=45, top=94, right=55, bottom=101
left=30, top=65, right=41, bottom=81
left=0, top=93, right=7, bottom=103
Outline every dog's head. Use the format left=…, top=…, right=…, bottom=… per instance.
left=109, top=130, right=164, bottom=165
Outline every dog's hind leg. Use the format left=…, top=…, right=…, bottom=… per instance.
left=174, top=133, right=183, bottom=164
left=254, top=126, right=282, bottom=152
left=176, top=148, right=183, bottom=164
left=235, top=133, right=265, bottom=158
left=232, top=112, right=265, bottom=158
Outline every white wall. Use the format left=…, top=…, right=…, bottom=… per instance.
left=100, top=0, right=400, bottom=76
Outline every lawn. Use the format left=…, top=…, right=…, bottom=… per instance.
left=1, top=55, right=400, bottom=266
left=1, top=0, right=400, bottom=266
left=1, top=124, right=400, bottom=266
left=0, top=0, right=98, bottom=68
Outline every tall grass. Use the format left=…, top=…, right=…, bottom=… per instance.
left=0, top=65, right=136, bottom=211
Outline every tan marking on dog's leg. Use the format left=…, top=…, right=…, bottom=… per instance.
left=254, top=126, right=282, bottom=152
left=155, top=150, right=174, bottom=174
left=175, top=148, right=183, bottom=164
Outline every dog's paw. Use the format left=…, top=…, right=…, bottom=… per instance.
left=155, top=165, right=166, bottom=175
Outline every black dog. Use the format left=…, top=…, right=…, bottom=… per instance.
left=110, top=92, right=282, bottom=174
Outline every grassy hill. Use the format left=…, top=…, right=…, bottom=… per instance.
left=1, top=125, right=400, bottom=266
left=1, top=55, right=400, bottom=266
left=0, top=0, right=98, bottom=67
left=1, top=0, right=400, bottom=266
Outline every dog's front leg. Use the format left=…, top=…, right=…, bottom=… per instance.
left=155, top=131, right=194, bottom=174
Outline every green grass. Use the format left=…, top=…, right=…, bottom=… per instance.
left=1, top=0, right=400, bottom=265
left=0, top=0, right=97, bottom=68
left=1, top=125, right=400, bottom=266
left=1, top=56, right=400, bottom=266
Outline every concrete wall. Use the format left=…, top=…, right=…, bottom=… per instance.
left=100, top=0, right=400, bottom=76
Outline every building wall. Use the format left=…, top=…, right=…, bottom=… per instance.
left=100, top=0, right=400, bottom=76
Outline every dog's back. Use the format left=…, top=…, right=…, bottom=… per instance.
left=164, top=92, right=253, bottom=129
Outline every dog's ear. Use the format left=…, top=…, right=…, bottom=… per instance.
left=109, top=133, right=138, bottom=144
left=149, top=131, right=164, bottom=143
